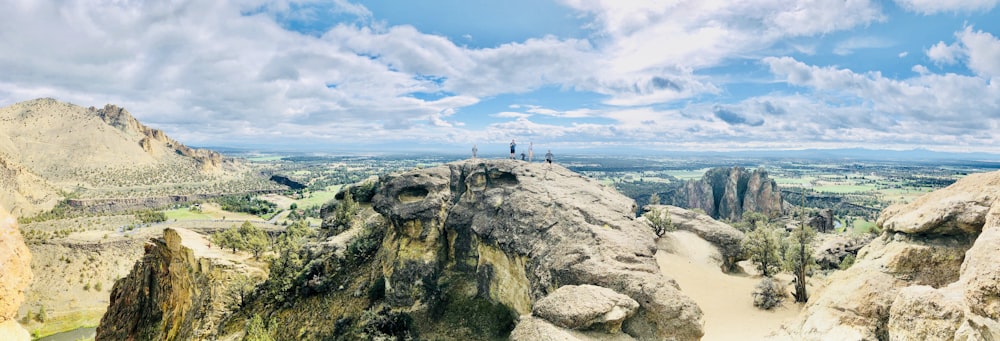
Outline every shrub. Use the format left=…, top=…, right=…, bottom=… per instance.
left=839, top=254, right=856, bottom=270
left=644, top=207, right=674, bottom=237
left=752, top=277, right=785, bottom=310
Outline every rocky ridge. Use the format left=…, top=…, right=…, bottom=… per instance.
left=0, top=207, right=31, bottom=340
left=776, top=170, right=1000, bottom=340
left=0, top=98, right=276, bottom=216
left=96, top=159, right=705, bottom=340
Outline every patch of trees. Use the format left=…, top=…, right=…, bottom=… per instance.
left=215, top=194, right=277, bottom=216
left=739, top=214, right=817, bottom=309
left=134, top=209, right=167, bottom=223
left=212, top=221, right=270, bottom=259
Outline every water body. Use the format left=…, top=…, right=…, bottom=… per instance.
left=37, top=327, right=96, bottom=341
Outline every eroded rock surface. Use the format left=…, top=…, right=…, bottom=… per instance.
left=0, top=207, right=31, bottom=340
left=654, top=205, right=745, bottom=272
left=95, top=228, right=263, bottom=341
left=372, top=160, right=704, bottom=340
left=530, top=284, right=639, bottom=332
left=777, top=170, right=1000, bottom=340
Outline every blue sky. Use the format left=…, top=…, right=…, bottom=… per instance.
left=1, top=0, right=999, bottom=153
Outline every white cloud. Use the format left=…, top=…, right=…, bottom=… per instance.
left=556, top=0, right=884, bottom=105
left=926, top=27, right=1000, bottom=78
left=894, top=0, right=998, bottom=14
left=927, top=41, right=962, bottom=65
left=494, top=111, right=531, bottom=119
left=764, top=56, right=1000, bottom=132
left=898, top=51, right=909, bottom=58
left=833, top=36, right=894, bottom=56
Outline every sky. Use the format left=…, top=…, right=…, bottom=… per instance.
left=1, top=0, right=999, bottom=154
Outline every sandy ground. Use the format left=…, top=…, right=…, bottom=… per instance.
left=657, top=231, right=803, bottom=341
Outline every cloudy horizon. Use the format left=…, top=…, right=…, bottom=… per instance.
left=2, top=0, right=999, bottom=154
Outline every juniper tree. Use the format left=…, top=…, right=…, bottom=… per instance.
left=785, top=224, right=817, bottom=302
left=741, top=221, right=783, bottom=277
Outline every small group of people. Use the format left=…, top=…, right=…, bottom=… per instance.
left=471, top=139, right=553, bottom=168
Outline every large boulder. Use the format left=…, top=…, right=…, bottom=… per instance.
left=531, top=284, right=639, bottom=332
left=0, top=207, right=31, bottom=340
left=372, top=160, right=704, bottom=340
left=776, top=170, right=1000, bottom=340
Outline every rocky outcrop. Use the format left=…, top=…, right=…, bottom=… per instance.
left=652, top=205, right=745, bottom=272
left=371, top=160, right=704, bottom=340
left=813, top=234, right=873, bottom=270
left=674, top=167, right=783, bottom=221
left=777, top=170, right=1000, bottom=340
left=807, top=209, right=835, bottom=233
left=94, top=104, right=225, bottom=171
left=95, top=228, right=263, bottom=341
left=0, top=207, right=31, bottom=340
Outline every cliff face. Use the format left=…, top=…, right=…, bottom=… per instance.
left=676, top=167, right=783, bottom=221
left=0, top=207, right=31, bottom=340
left=778, top=170, right=1000, bottom=340
left=372, top=160, right=704, bottom=340
left=95, top=228, right=263, bottom=341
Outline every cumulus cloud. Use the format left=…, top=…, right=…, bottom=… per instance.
left=926, top=27, right=1000, bottom=77
left=764, top=55, right=1000, bottom=143
left=894, top=0, right=998, bottom=14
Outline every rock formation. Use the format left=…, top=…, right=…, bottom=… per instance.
left=0, top=207, right=31, bottom=340
left=98, top=160, right=704, bottom=340
left=649, top=205, right=745, bottom=272
left=812, top=234, right=873, bottom=270
left=371, top=160, right=703, bottom=340
left=670, top=167, right=784, bottom=221
left=776, top=170, right=1000, bottom=340
left=95, top=228, right=264, bottom=341
left=93, top=104, right=225, bottom=171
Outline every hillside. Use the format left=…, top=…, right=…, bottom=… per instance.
left=0, top=98, right=277, bottom=216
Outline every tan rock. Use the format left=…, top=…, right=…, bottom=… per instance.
left=960, top=203, right=1000, bottom=320
left=777, top=170, right=1000, bottom=340
left=532, top=284, right=639, bottom=332
left=0, top=207, right=31, bottom=340
left=888, top=285, right=964, bottom=341
left=511, top=315, right=636, bottom=341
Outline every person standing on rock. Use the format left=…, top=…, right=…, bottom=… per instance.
left=545, top=149, right=554, bottom=169
left=528, top=142, right=534, bottom=162
left=509, top=139, right=517, bottom=159
left=472, top=144, right=478, bottom=160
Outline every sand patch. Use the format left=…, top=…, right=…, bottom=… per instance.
left=658, top=231, right=802, bottom=340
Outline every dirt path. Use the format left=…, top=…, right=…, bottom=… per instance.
left=657, top=231, right=802, bottom=341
